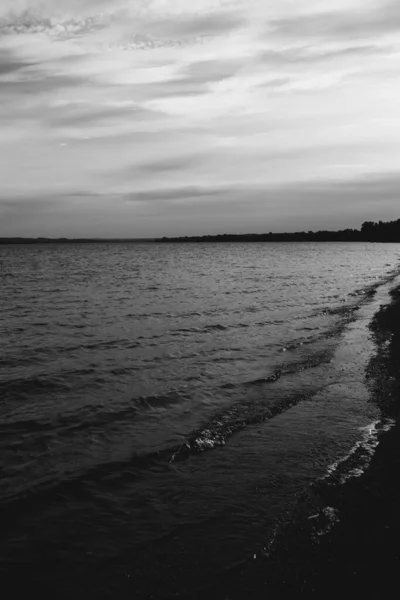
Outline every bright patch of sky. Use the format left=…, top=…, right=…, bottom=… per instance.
left=1, top=0, right=400, bottom=236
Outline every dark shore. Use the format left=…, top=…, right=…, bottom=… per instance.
left=205, top=425, right=400, bottom=599
left=2, top=217, right=400, bottom=245
left=263, top=284, right=400, bottom=597
left=157, top=219, right=400, bottom=243
left=192, top=284, right=400, bottom=599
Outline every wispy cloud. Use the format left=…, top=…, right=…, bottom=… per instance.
left=258, top=44, right=391, bottom=66
left=123, top=185, right=230, bottom=202
left=268, top=1, right=400, bottom=40
left=136, top=11, right=246, bottom=41
left=0, top=47, right=35, bottom=73
left=133, top=155, right=203, bottom=174
left=1, top=0, right=400, bottom=236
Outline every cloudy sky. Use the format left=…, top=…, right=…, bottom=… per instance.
left=1, top=0, right=400, bottom=237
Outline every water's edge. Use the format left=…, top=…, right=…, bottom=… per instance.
left=192, top=276, right=400, bottom=599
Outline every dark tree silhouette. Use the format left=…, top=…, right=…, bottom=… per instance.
left=2, top=220, right=400, bottom=245
left=361, top=219, right=400, bottom=242
left=158, top=219, right=400, bottom=243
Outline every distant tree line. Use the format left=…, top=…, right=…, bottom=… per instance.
left=360, top=220, right=400, bottom=242
left=3, top=219, right=400, bottom=245
left=157, top=219, right=400, bottom=243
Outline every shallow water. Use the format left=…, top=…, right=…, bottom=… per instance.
left=1, top=241, right=400, bottom=598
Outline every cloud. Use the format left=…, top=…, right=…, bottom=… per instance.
left=0, top=2, right=245, bottom=46
left=120, top=58, right=244, bottom=103
left=2, top=1, right=400, bottom=237
left=0, top=47, right=35, bottom=74
left=269, top=1, right=400, bottom=40
left=49, top=102, right=158, bottom=127
left=123, top=185, right=230, bottom=202
left=0, top=190, right=100, bottom=210
left=0, top=12, right=111, bottom=38
left=256, top=77, right=294, bottom=90
left=0, top=73, right=86, bottom=95
left=180, top=58, right=244, bottom=84
left=258, top=44, right=391, bottom=66
left=271, top=171, right=400, bottom=198
left=4, top=172, right=400, bottom=238
left=134, top=155, right=202, bottom=174
left=140, top=11, right=245, bottom=41
left=0, top=196, right=55, bottom=212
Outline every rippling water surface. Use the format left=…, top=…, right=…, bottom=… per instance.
left=1, top=242, right=400, bottom=598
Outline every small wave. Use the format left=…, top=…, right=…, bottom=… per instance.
left=253, top=348, right=334, bottom=384
left=0, top=355, right=33, bottom=368
left=0, top=388, right=191, bottom=440
left=318, top=418, right=395, bottom=486
left=169, top=387, right=321, bottom=462
left=133, top=389, right=191, bottom=410
left=168, top=324, right=230, bottom=337
left=11, top=338, right=129, bottom=358
left=313, top=278, right=392, bottom=320
left=349, top=287, right=377, bottom=299
left=0, top=375, right=71, bottom=399
left=169, top=327, right=202, bottom=335
left=308, top=506, right=340, bottom=541
left=248, top=369, right=282, bottom=385
left=204, top=324, right=228, bottom=331
left=282, top=335, right=323, bottom=351
left=318, top=305, right=360, bottom=317
left=0, top=416, right=53, bottom=434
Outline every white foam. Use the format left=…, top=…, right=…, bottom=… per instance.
left=314, top=506, right=340, bottom=539
left=320, top=417, right=395, bottom=485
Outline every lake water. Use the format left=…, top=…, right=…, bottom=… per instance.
left=1, top=242, right=400, bottom=598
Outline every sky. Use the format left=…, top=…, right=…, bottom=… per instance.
left=1, top=0, right=400, bottom=237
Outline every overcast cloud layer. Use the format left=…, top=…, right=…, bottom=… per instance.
left=1, top=0, right=400, bottom=237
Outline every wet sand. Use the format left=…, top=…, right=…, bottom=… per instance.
left=250, top=421, right=400, bottom=598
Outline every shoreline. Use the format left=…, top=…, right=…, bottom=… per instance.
left=196, top=283, right=400, bottom=599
